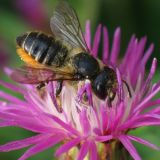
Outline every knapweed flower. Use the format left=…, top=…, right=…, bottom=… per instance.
left=0, top=21, right=160, bottom=160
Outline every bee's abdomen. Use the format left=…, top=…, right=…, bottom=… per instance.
left=16, top=32, right=68, bottom=66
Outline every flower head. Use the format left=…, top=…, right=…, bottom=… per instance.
left=0, top=21, right=160, bottom=160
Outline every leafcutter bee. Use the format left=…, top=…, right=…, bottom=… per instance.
left=12, top=1, right=131, bottom=106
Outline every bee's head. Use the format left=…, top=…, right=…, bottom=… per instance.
left=92, top=67, right=117, bottom=100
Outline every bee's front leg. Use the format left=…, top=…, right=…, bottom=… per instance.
left=36, top=82, right=46, bottom=90
left=48, top=81, right=63, bottom=113
left=55, top=80, right=63, bottom=96
left=54, top=80, right=63, bottom=113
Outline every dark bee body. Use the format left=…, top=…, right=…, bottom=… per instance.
left=16, top=32, right=101, bottom=81
left=16, top=32, right=117, bottom=101
left=72, top=52, right=100, bottom=79
left=16, top=32, right=68, bottom=67
left=13, top=1, right=131, bottom=105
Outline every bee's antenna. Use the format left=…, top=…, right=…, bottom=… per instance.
left=122, top=80, right=132, bottom=98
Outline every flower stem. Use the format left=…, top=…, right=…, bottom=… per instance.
left=107, top=141, right=131, bottom=160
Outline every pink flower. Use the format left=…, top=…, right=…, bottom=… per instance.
left=15, top=0, right=48, bottom=29
left=0, top=21, right=160, bottom=160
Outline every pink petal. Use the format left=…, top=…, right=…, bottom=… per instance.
left=141, top=43, right=154, bottom=66
left=138, top=58, right=157, bottom=105
left=135, top=85, right=160, bottom=112
left=120, top=35, right=136, bottom=71
left=150, top=106, right=160, bottom=114
left=119, top=135, right=141, bottom=160
left=147, top=58, right=157, bottom=80
left=0, top=111, right=55, bottom=133
left=119, top=118, right=160, bottom=131
left=100, top=106, right=108, bottom=131
left=119, top=113, right=160, bottom=131
left=0, top=91, right=29, bottom=107
left=138, top=113, right=160, bottom=120
left=23, top=91, right=46, bottom=113
left=133, top=37, right=147, bottom=67
left=18, top=135, right=64, bottom=160
left=131, top=121, right=160, bottom=128
left=91, top=24, right=102, bottom=57
left=0, top=106, right=34, bottom=116
left=45, top=113, right=80, bottom=136
left=125, top=38, right=138, bottom=80
left=77, top=141, right=90, bottom=160
left=80, top=109, right=91, bottom=136
left=84, top=20, right=91, bottom=50
left=55, top=137, right=82, bottom=156
left=0, top=134, right=49, bottom=152
left=151, top=81, right=160, bottom=92
left=137, top=99, right=160, bottom=112
left=0, top=80, right=25, bottom=94
left=130, top=39, right=149, bottom=83
left=110, top=27, right=121, bottom=64
left=102, top=26, right=109, bottom=64
left=95, top=135, right=113, bottom=142
left=113, top=102, right=125, bottom=129
left=0, top=121, right=17, bottom=127
left=127, top=135, right=159, bottom=150
left=89, top=141, right=98, bottom=160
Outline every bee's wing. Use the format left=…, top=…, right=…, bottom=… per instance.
left=50, top=1, right=89, bottom=52
left=11, top=66, right=76, bottom=84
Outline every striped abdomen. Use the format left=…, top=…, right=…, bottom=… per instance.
left=16, top=32, right=68, bottom=66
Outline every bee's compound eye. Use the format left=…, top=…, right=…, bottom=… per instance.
left=92, top=79, right=107, bottom=100
left=97, top=83, right=104, bottom=91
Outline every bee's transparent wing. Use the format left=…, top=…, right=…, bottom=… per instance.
left=50, top=1, right=89, bottom=52
left=11, top=66, right=77, bottom=84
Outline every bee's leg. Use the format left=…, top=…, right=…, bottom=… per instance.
left=36, top=82, right=53, bottom=99
left=55, top=80, right=63, bottom=113
left=49, top=82, right=63, bottom=113
left=55, top=80, right=63, bottom=96
left=51, top=90, right=63, bottom=113
left=108, top=91, right=116, bottom=107
left=36, top=82, right=46, bottom=90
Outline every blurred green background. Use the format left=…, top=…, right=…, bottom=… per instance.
left=0, top=0, right=160, bottom=159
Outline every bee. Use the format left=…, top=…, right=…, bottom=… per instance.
left=12, top=1, right=131, bottom=106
